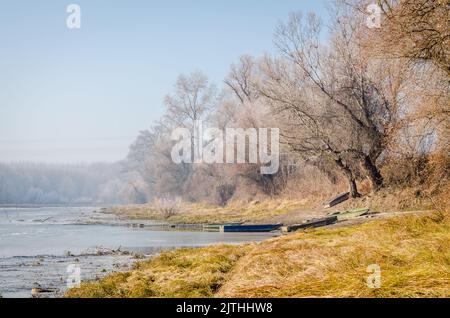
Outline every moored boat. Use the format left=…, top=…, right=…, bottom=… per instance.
left=332, top=208, right=369, bottom=220
left=282, top=216, right=338, bottom=233
left=323, top=192, right=350, bottom=208
left=220, top=223, right=282, bottom=232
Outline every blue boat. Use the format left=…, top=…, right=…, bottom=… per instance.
left=220, top=223, right=282, bottom=232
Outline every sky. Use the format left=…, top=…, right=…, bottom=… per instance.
left=0, top=0, right=329, bottom=164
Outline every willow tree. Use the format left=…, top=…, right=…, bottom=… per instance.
left=258, top=9, right=407, bottom=195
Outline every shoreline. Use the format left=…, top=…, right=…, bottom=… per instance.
left=1, top=205, right=277, bottom=298
left=101, top=199, right=332, bottom=226
left=101, top=197, right=435, bottom=231
left=66, top=210, right=449, bottom=298
left=5, top=203, right=440, bottom=298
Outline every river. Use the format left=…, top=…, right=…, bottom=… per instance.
left=0, top=207, right=276, bottom=298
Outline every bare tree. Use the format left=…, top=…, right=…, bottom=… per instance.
left=257, top=54, right=363, bottom=197
left=257, top=10, right=407, bottom=194
left=224, top=55, right=259, bottom=104
left=164, top=71, right=219, bottom=129
left=373, top=0, right=449, bottom=77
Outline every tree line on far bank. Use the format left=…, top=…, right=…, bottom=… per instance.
left=0, top=162, right=131, bottom=205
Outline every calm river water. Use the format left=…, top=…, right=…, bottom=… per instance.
left=0, top=207, right=276, bottom=298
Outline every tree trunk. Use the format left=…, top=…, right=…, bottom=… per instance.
left=335, top=159, right=360, bottom=198
left=348, top=177, right=360, bottom=199
left=363, top=156, right=383, bottom=191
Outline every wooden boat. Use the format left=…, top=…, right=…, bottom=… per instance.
left=220, top=223, right=282, bottom=232
left=323, top=192, right=350, bottom=208
left=282, top=216, right=338, bottom=233
left=332, top=208, right=369, bottom=220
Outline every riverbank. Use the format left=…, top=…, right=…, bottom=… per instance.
left=103, top=199, right=314, bottom=225
left=0, top=206, right=275, bottom=298
left=102, top=186, right=442, bottom=226
left=66, top=211, right=449, bottom=298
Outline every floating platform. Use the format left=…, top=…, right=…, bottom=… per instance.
left=202, top=223, right=243, bottom=231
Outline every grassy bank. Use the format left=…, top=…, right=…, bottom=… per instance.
left=66, top=244, right=250, bottom=298
left=104, top=187, right=443, bottom=226
left=104, top=199, right=313, bottom=224
left=66, top=211, right=450, bottom=298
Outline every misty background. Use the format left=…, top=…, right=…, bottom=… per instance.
left=0, top=0, right=327, bottom=163
left=0, top=1, right=327, bottom=204
left=3, top=1, right=444, bottom=207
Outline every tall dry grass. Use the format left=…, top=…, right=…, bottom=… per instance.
left=67, top=212, right=449, bottom=298
left=105, top=198, right=312, bottom=224
left=218, top=212, right=450, bottom=297
left=66, top=244, right=249, bottom=298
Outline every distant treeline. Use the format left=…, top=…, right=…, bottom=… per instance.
left=0, top=162, right=135, bottom=205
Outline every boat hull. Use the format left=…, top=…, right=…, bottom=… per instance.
left=282, top=216, right=338, bottom=233
left=220, top=224, right=282, bottom=232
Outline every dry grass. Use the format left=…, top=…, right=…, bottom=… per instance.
left=218, top=211, right=450, bottom=297
left=66, top=244, right=250, bottom=298
left=67, top=212, right=450, bottom=298
left=334, top=185, right=449, bottom=214
left=105, top=199, right=312, bottom=224
left=105, top=184, right=446, bottom=226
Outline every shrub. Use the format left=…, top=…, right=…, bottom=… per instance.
left=153, top=197, right=181, bottom=219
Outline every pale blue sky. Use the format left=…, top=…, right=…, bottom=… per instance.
left=0, top=0, right=329, bottom=163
